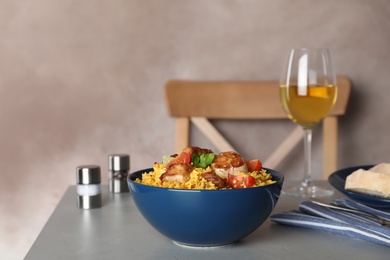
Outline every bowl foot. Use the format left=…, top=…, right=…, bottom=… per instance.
left=173, top=240, right=233, bottom=248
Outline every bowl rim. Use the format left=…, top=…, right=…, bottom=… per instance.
left=128, top=167, right=284, bottom=192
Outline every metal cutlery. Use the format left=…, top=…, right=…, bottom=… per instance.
left=310, top=200, right=390, bottom=226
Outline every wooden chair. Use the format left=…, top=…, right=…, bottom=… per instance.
left=164, top=76, right=351, bottom=179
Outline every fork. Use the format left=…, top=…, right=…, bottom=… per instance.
left=310, top=200, right=390, bottom=226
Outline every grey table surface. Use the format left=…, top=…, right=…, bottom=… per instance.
left=25, top=183, right=389, bottom=260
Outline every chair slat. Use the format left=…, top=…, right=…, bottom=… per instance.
left=165, top=76, right=351, bottom=119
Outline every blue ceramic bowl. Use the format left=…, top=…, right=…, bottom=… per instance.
left=128, top=167, right=284, bottom=247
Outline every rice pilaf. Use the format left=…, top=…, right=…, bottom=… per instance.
left=135, top=162, right=275, bottom=190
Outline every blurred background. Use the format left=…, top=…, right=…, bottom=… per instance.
left=1, top=0, right=389, bottom=259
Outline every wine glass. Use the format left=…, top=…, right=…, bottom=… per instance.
left=280, top=48, right=338, bottom=197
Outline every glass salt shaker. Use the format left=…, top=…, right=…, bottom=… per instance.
left=76, top=165, right=102, bottom=209
left=108, top=154, right=130, bottom=193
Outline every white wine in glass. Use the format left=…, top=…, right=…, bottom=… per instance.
left=280, top=48, right=337, bottom=197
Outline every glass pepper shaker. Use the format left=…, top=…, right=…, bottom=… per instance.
left=76, top=165, right=102, bottom=209
left=108, top=154, right=130, bottom=193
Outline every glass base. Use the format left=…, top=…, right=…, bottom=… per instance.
left=282, top=183, right=334, bottom=198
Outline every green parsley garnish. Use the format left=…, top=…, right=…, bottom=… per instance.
left=191, top=152, right=215, bottom=168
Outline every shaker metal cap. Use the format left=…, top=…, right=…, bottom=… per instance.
left=108, top=154, right=130, bottom=171
left=76, top=165, right=101, bottom=184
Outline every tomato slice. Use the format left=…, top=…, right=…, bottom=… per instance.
left=227, top=173, right=256, bottom=189
left=165, top=152, right=191, bottom=168
left=246, top=159, right=262, bottom=172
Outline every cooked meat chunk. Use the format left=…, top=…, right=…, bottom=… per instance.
left=202, top=171, right=228, bottom=189
left=211, top=151, right=248, bottom=179
left=160, top=163, right=193, bottom=183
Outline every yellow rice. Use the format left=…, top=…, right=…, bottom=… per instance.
left=135, top=163, right=276, bottom=190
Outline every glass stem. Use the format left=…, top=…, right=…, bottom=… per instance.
left=302, top=128, right=313, bottom=188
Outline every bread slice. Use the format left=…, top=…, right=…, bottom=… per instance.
left=345, top=163, right=390, bottom=198
left=368, top=163, right=390, bottom=174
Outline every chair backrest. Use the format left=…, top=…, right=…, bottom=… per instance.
left=164, top=76, right=351, bottom=179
